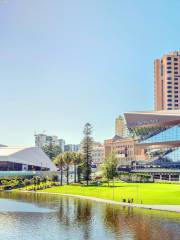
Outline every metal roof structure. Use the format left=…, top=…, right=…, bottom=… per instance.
left=0, top=147, right=57, bottom=171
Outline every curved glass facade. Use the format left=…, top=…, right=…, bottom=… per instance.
left=125, top=111, right=180, bottom=168
left=140, top=125, right=180, bottom=144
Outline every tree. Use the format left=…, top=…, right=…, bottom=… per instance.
left=24, top=179, right=30, bottom=190
left=41, top=176, right=47, bottom=188
left=82, top=123, right=93, bottom=185
left=102, top=154, right=118, bottom=186
left=42, top=144, right=62, bottom=160
left=51, top=173, right=59, bottom=182
left=72, top=152, right=83, bottom=183
left=63, top=152, right=72, bottom=185
left=32, top=176, right=37, bottom=191
left=54, top=153, right=65, bottom=186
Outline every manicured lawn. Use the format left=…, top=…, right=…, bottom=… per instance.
left=39, top=182, right=180, bottom=205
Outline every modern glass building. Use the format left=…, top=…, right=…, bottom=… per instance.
left=124, top=110, right=180, bottom=168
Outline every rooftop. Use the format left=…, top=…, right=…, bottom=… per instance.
left=0, top=147, right=27, bottom=156
left=125, top=110, right=180, bottom=116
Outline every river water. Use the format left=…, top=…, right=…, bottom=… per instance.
left=0, top=191, right=180, bottom=240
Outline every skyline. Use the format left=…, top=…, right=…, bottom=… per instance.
left=1, top=0, right=180, bottom=146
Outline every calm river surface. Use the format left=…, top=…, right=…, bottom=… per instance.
left=0, top=192, right=180, bottom=240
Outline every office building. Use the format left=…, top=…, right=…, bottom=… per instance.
left=58, top=139, right=65, bottom=152
left=115, top=115, right=124, bottom=137
left=91, top=142, right=105, bottom=165
left=104, top=135, right=145, bottom=164
left=154, top=51, right=180, bottom=111
left=64, top=144, right=79, bottom=152
left=35, top=134, right=65, bottom=151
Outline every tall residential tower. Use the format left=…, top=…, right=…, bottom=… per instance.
left=154, top=51, right=180, bottom=111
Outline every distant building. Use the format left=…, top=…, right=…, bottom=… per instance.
left=91, top=142, right=105, bottom=165
left=35, top=134, right=65, bottom=151
left=104, top=135, right=145, bottom=165
left=115, top=115, right=130, bottom=138
left=58, top=139, right=65, bottom=152
left=154, top=51, right=180, bottom=111
left=64, top=144, right=79, bottom=152
left=35, top=134, right=47, bottom=148
left=35, top=134, right=58, bottom=147
left=115, top=115, right=124, bottom=137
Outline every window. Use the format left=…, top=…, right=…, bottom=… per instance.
left=167, top=66, right=171, bottom=69
left=175, top=91, right=178, bottom=94
left=175, top=104, right=179, bottom=107
left=167, top=108, right=172, bottom=110
left=167, top=77, right=171, bottom=80
left=175, top=87, right=178, bottom=89
left=168, top=90, right=172, bottom=93
left=174, top=77, right=179, bottom=80
left=168, top=103, right=172, bottom=106
left=167, top=82, right=172, bottom=84
left=174, top=62, right=178, bottom=65
left=175, top=95, right=178, bottom=98
left=167, top=71, right=172, bottom=74
left=174, top=67, right=178, bottom=70
left=175, top=100, right=179, bottom=102
left=174, top=58, right=178, bottom=61
left=167, top=57, right=171, bottom=60
left=167, top=62, right=171, bottom=65
left=175, top=82, right=178, bottom=85
left=175, top=71, right=178, bottom=74
left=168, top=99, right=172, bottom=102
left=167, top=95, right=172, bottom=97
left=167, top=86, right=172, bottom=89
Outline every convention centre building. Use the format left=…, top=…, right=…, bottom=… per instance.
left=124, top=110, right=180, bottom=169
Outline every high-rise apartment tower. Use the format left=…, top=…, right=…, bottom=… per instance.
left=154, top=51, right=180, bottom=110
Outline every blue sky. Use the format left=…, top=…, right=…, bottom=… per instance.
left=0, top=0, right=180, bottom=146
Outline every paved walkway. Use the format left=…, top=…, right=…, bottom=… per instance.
left=58, top=193, right=180, bottom=213
left=23, top=191, right=180, bottom=213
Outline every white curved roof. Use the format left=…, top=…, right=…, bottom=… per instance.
left=0, top=147, right=57, bottom=171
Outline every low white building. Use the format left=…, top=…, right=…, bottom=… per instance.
left=0, top=146, right=57, bottom=171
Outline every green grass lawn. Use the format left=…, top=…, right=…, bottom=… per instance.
left=38, top=182, right=180, bottom=205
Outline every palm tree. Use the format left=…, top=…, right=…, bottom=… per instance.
left=63, top=152, right=72, bottom=185
left=72, top=152, right=83, bottom=183
left=54, top=153, right=65, bottom=186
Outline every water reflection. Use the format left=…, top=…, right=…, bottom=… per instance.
left=103, top=204, right=180, bottom=240
left=0, top=192, right=180, bottom=240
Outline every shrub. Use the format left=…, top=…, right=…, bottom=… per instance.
left=51, top=173, right=59, bottom=182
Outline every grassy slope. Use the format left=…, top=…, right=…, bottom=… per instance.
left=39, top=182, right=180, bottom=205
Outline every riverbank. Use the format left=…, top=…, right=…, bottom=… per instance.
left=38, top=182, right=180, bottom=205
left=49, top=192, right=180, bottom=213
left=16, top=190, right=180, bottom=213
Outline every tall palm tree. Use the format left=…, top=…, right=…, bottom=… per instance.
left=63, top=152, right=72, bottom=185
left=72, top=152, right=83, bottom=183
left=54, top=153, right=65, bottom=186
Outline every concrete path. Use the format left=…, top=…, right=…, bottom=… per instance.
left=21, top=191, right=180, bottom=213
left=57, top=193, right=180, bottom=213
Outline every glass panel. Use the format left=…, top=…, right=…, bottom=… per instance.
left=140, top=125, right=180, bottom=144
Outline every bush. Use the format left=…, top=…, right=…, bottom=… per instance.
left=51, top=173, right=59, bottom=182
